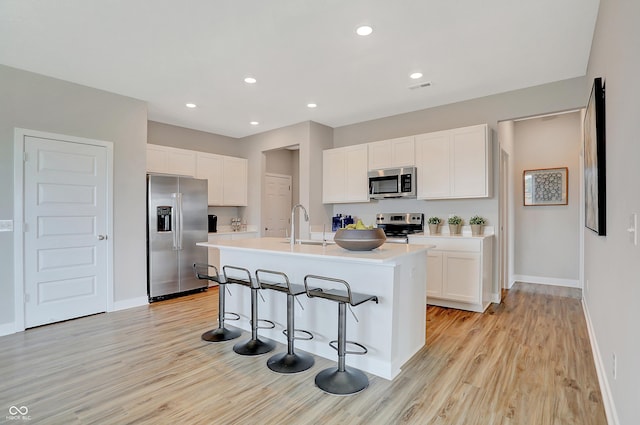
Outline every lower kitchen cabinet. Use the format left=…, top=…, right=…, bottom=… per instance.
left=410, top=235, right=493, bottom=312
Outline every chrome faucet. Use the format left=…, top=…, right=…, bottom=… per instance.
left=290, top=204, right=309, bottom=248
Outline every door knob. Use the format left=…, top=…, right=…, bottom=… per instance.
left=97, top=235, right=107, bottom=240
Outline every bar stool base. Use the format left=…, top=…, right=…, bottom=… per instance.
left=267, top=351, right=315, bottom=374
left=201, top=326, right=242, bottom=342
left=233, top=337, right=276, bottom=356
left=315, top=367, right=369, bottom=396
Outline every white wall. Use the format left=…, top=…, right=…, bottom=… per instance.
left=0, top=65, right=148, bottom=330
left=513, top=112, right=581, bottom=284
left=583, top=0, right=640, bottom=424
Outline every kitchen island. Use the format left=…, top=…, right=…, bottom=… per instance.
left=196, top=237, right=432, bottom=380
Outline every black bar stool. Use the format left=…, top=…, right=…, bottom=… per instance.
left=255, top=269, right=315, bottom=374
left=193, top=263, right=241, bottom=342
left=223, top=265, right=276, bottom=356
left=303, top=274, right=379, bottom=396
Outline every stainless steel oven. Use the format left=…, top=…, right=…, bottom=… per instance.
left=376, top=213, right=424, bottom=243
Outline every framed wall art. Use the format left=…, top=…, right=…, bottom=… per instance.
left=584, top=77, right=606, bottom=235
left=523, top=167, right=568, bottom=206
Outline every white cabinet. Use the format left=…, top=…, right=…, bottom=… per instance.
left=415, top=124, right=491, bottom=199
left=322, top=145, right=369, bottom=204
left=410, top=235, right=493, bottom=313
left=368, top=136, right=415, bottom=170
left=222, top=156, right=248, bottom=206
left=147, top=144, right=196, bottom=177
left=195, top=153, right=248, bottom=206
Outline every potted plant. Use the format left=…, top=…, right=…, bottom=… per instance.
left=447, top=215, right=462, bottom=235
left=427, top=216, right=441, bottom=234
left=469, top=215, right=486, bottom=236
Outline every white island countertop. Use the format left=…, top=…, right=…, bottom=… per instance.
left=196, top=236, right=433, bottom=380
left=197, top=237, right=432, bottom=265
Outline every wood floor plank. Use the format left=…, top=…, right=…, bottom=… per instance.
left=0, top=283, right=607, bottom=424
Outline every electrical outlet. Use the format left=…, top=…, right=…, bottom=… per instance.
left=0, top=220, right=14, bottom=232
left=613, top=353, right=617, bottom=380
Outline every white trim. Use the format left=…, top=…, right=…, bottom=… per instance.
left=13, top=128, right=115, bottom=331
left=512, top=274, right=579, bottom=288
left=491, top=293, right=501, bottom=303
left=113, top=297, right=149, bottom=311
left=0, top=322, right=16, bottom=337
left=582, top=299, right=620, bottom=425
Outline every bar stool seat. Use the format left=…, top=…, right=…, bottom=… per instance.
left=256, top=269, right=315, bottom=374
left=223, top=265, right=276, bottom=356
left=304, top=274, right=378, bottom=396
left=193, top=263, right=241, bottom=342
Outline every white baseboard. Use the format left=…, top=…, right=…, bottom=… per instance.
left=112, top=296, right=148, bottom=311
left=0, top=322, right=16, bottom=337
left=512, top=274, right=579, bottom=288
left=491, top=293, right=501, bottom=303
left=582, top=299, right=620, bottom=425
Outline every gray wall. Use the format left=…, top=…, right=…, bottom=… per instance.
left=513, top=112, right=581, bottom=281
left=583, top=0, right=640, bottom=423
left=0, top=65, right=148, bottom=328
left=148, top=120, right=241, bottom=157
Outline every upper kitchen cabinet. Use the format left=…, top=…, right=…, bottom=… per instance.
left=368, top=136, right=415, bottom=170
left=147, top=144, right=196, bottom=177
left=323, top=145, right=369, bottom=204
left=415, top=124, right=491, bottom=199
left=196, top=152, right=248, bottom=206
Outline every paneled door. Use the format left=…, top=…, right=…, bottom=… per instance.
left=263, top=174, right=291, bottom=237
left=23, top=135, right=109, bottom=328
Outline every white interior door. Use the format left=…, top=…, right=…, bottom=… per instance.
left=264, top=174, right=291, bottom=237
left=23, top=136, right=109, bottom=328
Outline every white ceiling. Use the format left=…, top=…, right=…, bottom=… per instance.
left=0, top=0, right=599, bottom=138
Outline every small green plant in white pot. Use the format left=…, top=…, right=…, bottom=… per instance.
left=427, top=216, right=441, bottom=234
left=469, top=215, right=486, bottom=236
left=447, top=215, right=463, bottom=235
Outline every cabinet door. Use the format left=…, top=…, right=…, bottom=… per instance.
left=390, top=136, right=415, bottom=167
left=323, top=148, right=346, bottom=203
left=368, top=140, right=392, bottom=170
left=196, top=153, right=224, bottom=205
left=426, top=250, right=444, bottom=299
left=451, top=125, right=489, bottom=198
left=222, top=156, right=248, bottom=206
left=344, top=145, right=369, bottom=202
left=167, top=148, right=196, bottom=177
left=415, top=131, right=450, bottom=199
left=147, top=144, right=168, bottom=173
left=443, top=252, right=480, bottom=303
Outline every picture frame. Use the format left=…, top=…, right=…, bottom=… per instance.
left=584, top=77, right=606, bottom=235
left=523, top=167, right=568, bottom=206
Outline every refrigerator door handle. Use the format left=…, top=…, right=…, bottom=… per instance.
left=171, top=193, right=179, bottom=250
left=176, top=192, right=183, bottom=250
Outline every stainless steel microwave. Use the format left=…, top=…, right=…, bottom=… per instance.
left=368, top=167, right=416, bottom=199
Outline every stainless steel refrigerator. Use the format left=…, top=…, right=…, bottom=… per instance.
left=147, top=174, right=208, bottom=302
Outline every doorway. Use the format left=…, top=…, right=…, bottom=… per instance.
left=14, top=129, right=113, bottom=330
left=264, top=174, right=292, bottom=237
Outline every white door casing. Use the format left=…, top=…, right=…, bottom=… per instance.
left=264, top=174, right=292, bottom=237
left=14, top=129, right=113, bottom=331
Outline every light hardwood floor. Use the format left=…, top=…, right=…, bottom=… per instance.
left=0, top=282, right=606, bottom=424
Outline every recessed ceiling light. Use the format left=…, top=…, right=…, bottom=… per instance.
left=244, top=77, right=257, bottom=84
left=307, top=103, right=317, bottom=108
left=185, top=103, right=197, bottom=108
left=356, top=25, right=373, bottom=36
left=250, top=121, right=259, bottom=126
left=409, top=72, right=423, bottom=80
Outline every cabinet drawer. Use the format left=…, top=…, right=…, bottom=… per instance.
left=410, top=237, right=480, bottom=252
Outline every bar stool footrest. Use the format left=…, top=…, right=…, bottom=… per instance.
left=283, top=328, right=314, bottom=341
left=315, top=366, right=369, bottom=396
left=224, top=311, right=241, bottom=321
left=329, top=340, right=368, bottom=355
left=250, top=319, right=276, bottom=330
